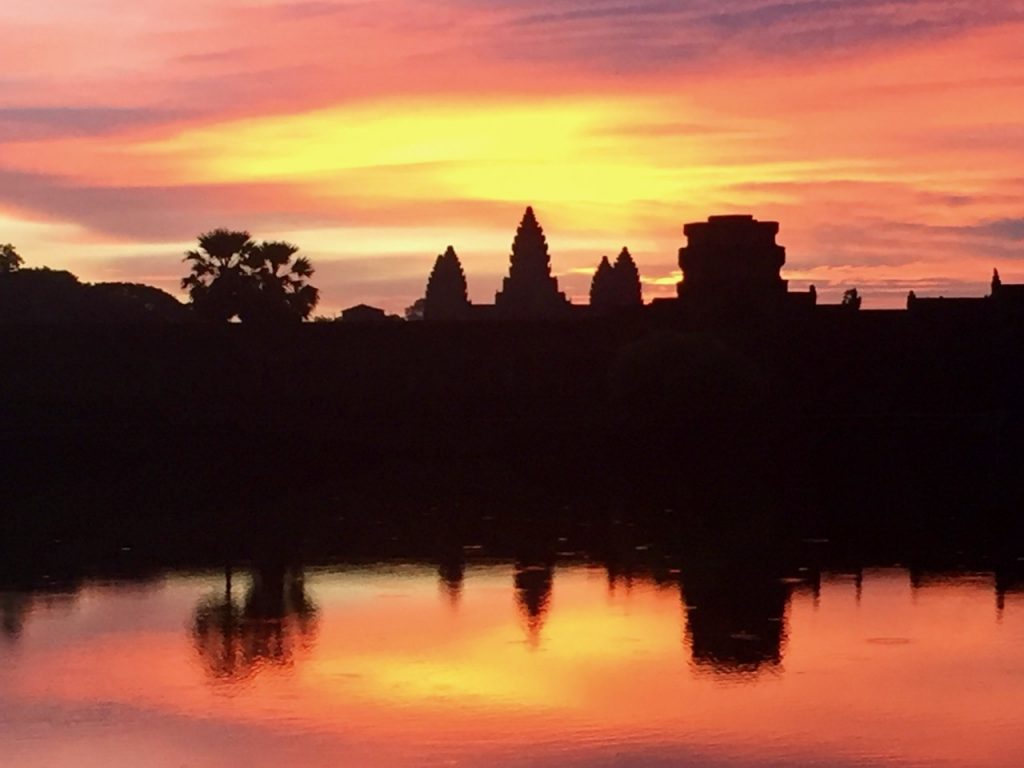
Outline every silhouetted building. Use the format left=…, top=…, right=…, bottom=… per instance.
left=495, top=207, right=571, bottom=318
left=613, top=247, right=643, bottom=307
left=674, top=215, right=813, bottom=316
left=907, top=292, right=987, bottom=317
left=590, top=255, right=616, bottom=309
left=904, top=269, right=1024, bottom=318
left=340, top=304, right=389, bottom=323
left=990, top=268, right=1024, bottom=312
left=424, top=246, right=471, bottom=321
left=591, top=247, right=643, bottom=312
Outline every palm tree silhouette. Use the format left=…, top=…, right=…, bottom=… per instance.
left=191, top=563, right=319, bottom=684
left=182, top=230, right=319, bottom=322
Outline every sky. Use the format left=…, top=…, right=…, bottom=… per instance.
left=2, top=0, right=1024, bottom=313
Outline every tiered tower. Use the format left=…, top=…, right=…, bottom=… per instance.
left=677, top=215, right=788, bottom=314
left=495, top=207, right=570, bottom=318
left=590, top=247, right=643, bottom=311
left=423, top=246, right=471, bottom=320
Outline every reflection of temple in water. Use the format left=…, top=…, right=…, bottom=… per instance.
left=996, top=565, right=1024, bottom=616
left=191, top=563, right=319, bottom=683
left=910, top=565, right=1024, bottom=619
left=680, top=564, right=792, bottom=676
left=514, top=562, right=554, bottom=647
left=437, top=556, right=465, bottom=607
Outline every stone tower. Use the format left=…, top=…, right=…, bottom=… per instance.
left=677, top=215, right=788, bottom=314
left=495, top=207, right=570, bottom=318
left=424, top=245, right=471, bottom=320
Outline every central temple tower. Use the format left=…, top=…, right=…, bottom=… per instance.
left=677, top=215, right=789, bottom=314
left=495, top=207, right=570, bottom=318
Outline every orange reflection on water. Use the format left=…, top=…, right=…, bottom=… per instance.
left=1, top=565, right=1023, bottom=767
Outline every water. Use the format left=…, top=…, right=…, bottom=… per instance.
left=2, top=563, right=1023, bottom=767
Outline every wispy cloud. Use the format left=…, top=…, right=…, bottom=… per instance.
left=0, top=108, right=186, bottom=141
left=471, top=0, right=1024, bottom=70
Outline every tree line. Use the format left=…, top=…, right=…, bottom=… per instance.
left=0, top=230, right=320, bottom=324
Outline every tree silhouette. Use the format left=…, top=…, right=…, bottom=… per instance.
left=404, top=297, right=426, bottom=322
left=182, top=230, right=319, bottom=323
left=0, top=244, right=23, bottom=273
left=842, top=288, right=862, bottom=310
left=1, top=590, right=31, bottom=641
left=424, top=246, right=471, bottom=320
left=192, top=564, right=319, bottom=684
left=0, top=267, right=189, bottom=324
left=192, top=570, right=247, bottom=681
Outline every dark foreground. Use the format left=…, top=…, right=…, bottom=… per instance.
left=3, top=313, right=1024, bottom=569
left=4, top=315, right=1024, bottom=765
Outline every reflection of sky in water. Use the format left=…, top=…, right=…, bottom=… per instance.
left=1, top=566, right=1023, bottom=767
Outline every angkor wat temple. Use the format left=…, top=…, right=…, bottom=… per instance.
left=8, top=205, right=1024, bottom=555
left=419, top=207, right=1023, bottom=323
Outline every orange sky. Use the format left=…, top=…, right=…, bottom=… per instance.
left=2, top=1, right=1024, bottom=312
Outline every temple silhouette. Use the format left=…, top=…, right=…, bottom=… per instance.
left=494, top=207, right=571, bottom=318
left=411, top=206, right=1024, bottom=322
left=668, top=214, right=814, bottom=317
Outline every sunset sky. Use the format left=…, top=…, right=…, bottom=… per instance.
left=3, top=0, right=1024, bottom=313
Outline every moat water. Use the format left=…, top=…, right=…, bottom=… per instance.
left=2, top=562, right=1023, bottom=767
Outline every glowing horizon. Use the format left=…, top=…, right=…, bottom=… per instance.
left=2, top=1, right=1023, bottom=313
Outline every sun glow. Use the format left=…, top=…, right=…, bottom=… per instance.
left=129, top=97, right=837, bottom=216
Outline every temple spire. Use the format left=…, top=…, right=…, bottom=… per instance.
left=591, top=248, right=643, bottom=312
left=495, top=206, right=570, bottom=317
left=424, top=245, right=470, bottom=320
left=590, top=256, right=615, bottom=309
left=612, top=247, right=642, bottom=307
